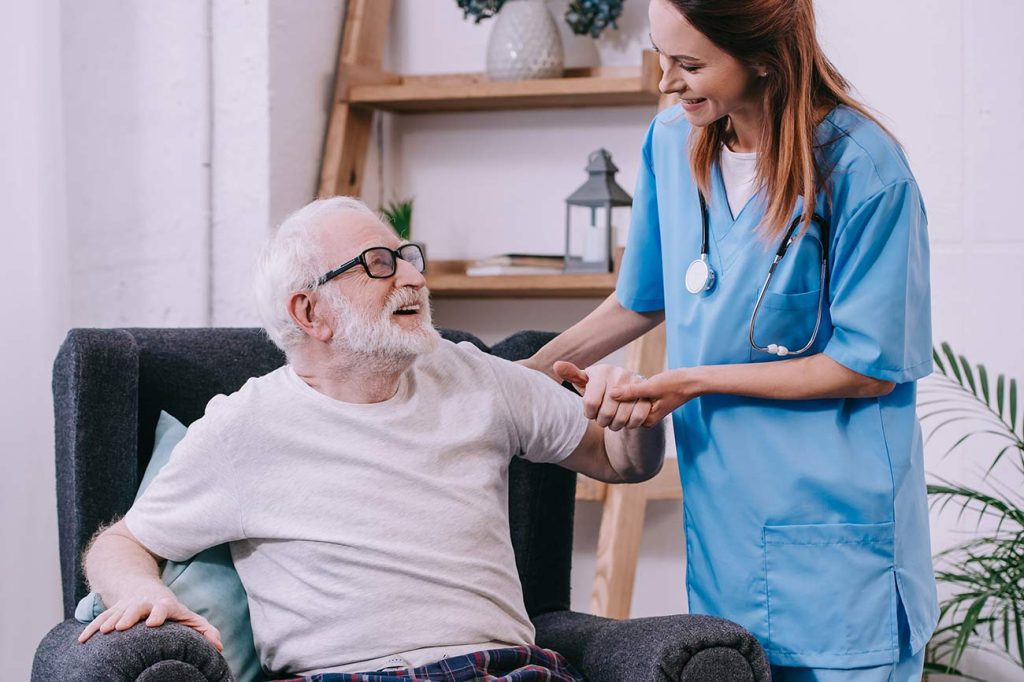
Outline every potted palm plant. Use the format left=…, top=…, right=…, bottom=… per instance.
left=919, top=342, right=1024, bottom=679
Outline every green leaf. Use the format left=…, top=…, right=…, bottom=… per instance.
left=933, top=346, right=947, bottom=375
left=949, top=598, right=987, bottom=667
left=1012, top=378, right=1019, bottom=435
left=998, top=374, right=1007, bottom=419
left=943, top=342, right=963, bottom=385
left=960, top=355, right=978, bottom=396
left=979, top=364, right=991, bottom=406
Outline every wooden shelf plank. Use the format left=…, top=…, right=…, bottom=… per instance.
left=426, top=259, right=615, bottom=299
left=348, top=53, right=661, bottom=114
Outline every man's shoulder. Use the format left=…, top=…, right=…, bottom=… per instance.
left=197, top=366, right=292, bottom=430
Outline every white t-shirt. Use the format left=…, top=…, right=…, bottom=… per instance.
left=124, top=340, right=589, bottom=677
left=720, top=145, right=759, bottom=219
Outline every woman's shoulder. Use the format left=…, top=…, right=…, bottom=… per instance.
left=818, top=105, right=916, bottom=194
left=651, top=103, right=692, bottom=138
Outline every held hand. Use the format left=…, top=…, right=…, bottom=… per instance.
left=553, top=361, right=652, bottom=431
left=608, top=368, right=699, bottom=426
left=78, top=591, right=223, bottom=652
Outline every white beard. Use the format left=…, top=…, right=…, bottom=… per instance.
left=322, top=286, right=440, bottom=368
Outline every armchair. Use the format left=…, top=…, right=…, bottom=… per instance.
left=32, top=327, right=769, bottom=681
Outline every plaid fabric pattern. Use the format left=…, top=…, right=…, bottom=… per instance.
left=280, top=645, right=584, bottom=682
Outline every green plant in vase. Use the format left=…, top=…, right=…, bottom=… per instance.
left=919, top=342, right=1024, bottom=678
left=456, top=0, right=625, bottom=39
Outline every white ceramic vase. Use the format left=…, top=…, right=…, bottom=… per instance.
left=486, top=0, right=564, bottom=80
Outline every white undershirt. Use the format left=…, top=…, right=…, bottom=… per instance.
left=720, top=145, right=760, bottom=219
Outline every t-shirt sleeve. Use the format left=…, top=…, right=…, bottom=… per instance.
left=124, top=410, right=245, bottom=562
left=616, top=119, right=665, bottom=313
left=476, top=350, right=589, bottom=465
left=823, top=179, right=933, bottom=384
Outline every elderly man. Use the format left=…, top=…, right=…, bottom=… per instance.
left=78, top=196, right=665, bottom=681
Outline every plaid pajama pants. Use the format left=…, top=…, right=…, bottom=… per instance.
left=281, top=644, right=584, bottom=682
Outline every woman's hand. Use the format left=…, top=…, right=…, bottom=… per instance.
left=608, top=368, right=702, bottom=426
left=553, top=361, right=653, bottom=431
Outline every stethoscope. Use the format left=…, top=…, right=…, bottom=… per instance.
left=684, top=191, right=830, bottom=357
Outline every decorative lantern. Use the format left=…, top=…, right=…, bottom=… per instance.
left=564, top=148, right=632, bottom=273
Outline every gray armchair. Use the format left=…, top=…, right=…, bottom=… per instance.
left=32, top=327, right=769, bottom=681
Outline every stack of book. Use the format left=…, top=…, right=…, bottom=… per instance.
left=464, top=254, right=565, bottom=276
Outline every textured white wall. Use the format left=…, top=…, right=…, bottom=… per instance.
left=62, top=0, right=212, bottom=328
left=0, top=0, right=68, bottom=677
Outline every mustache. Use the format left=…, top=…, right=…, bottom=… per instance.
left=385, top=287, right=430, bottom=313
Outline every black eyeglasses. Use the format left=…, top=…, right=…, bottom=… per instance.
left=316, top=243, right=426, bottom=286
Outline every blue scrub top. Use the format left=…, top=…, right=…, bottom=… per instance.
left=617, top=105, right=938, bottom=669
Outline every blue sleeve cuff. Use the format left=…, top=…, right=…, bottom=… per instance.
left=616, top=287, right=665, bottom=314
left=823, top=344, right=934, bottom=385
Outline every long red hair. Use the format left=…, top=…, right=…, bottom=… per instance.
left=666, top=0, right=892, bottom=238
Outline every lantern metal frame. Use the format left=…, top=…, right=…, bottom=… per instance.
left=564, top=148, right=632, bottom=273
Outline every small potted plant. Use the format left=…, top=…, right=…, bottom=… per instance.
left=380, top=198, right=413, bottom=241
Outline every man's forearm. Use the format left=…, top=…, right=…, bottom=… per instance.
left=603, top=420, right=666, bottom=483
left=85, top=523, right=172, bottom=605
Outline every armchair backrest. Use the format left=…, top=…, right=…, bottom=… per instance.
left=53, top=327, right=577, bottom=620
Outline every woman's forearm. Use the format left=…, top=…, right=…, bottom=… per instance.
left=529, top=293, right=664, bottom=377
left=692, top=353, right=895, bottom=401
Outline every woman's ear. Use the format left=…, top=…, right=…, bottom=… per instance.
left=287, top=290, right=333, bottom=342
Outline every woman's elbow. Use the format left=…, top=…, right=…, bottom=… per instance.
left=858, top=377, right=896, bottom=398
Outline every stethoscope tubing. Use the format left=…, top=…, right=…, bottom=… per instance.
left=690, top=191, right=830, bottom=357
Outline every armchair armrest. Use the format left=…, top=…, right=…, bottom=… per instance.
left=533, top=610, right=769, bottom=682
left=33, top=618, right=233, bottom=682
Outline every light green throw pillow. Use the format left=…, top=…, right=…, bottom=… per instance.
left=76, top=411, right=263, bottom=682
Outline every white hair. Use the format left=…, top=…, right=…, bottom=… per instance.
left=253, top=196, right=379, bottom=356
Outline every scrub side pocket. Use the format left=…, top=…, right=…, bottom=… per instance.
left=762, top=521, right=899, bottom=668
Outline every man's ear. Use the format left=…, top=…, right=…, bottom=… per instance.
left=287, top=291, right=333, bottom=343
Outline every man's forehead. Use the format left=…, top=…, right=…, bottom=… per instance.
left=318, top=212, right=399, bottom=256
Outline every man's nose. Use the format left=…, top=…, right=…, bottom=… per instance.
left=394, top=257, right=426, bottom=288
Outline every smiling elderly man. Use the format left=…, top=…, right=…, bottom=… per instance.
left=78, top=196, right=666, bottom=681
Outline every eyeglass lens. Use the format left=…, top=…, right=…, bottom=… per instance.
left=363, top=245, right=425, bottom=278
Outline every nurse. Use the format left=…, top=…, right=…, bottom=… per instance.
left=524, top=0, right=937, bottom=680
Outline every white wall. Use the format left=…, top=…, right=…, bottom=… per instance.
left=0, top=0, right=68, bottom=676
left=5, top=0, right=1024, bottom=679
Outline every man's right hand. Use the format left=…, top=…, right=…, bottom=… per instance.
left=78, top=590, right=223, bottom=652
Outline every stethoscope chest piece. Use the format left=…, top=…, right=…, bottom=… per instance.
left=685, top=255, right=716, bottom=294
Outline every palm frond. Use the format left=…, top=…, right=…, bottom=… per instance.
left=922, top=343, right=1024, bottom=676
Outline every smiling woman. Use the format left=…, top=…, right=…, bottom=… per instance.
left=523, top=1, right=937, bottom=680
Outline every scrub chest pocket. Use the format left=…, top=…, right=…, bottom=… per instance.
left=748, top=288, right=824, bottom=362
left=762, top=521, right=899, bottom=668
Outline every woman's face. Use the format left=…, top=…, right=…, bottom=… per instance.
left=648, top=0, right=764, bottom=129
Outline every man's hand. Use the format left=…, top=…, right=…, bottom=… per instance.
left=553, top=361, right=652, bottom=431
left=78, top=589, right=223, bottom=652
